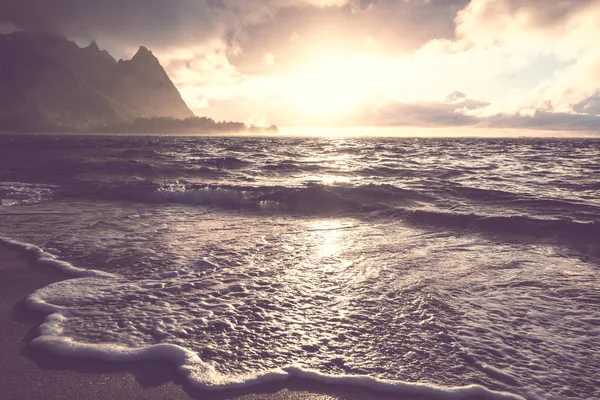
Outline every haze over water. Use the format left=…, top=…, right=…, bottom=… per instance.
left=0, top=134, right=599, bottom=400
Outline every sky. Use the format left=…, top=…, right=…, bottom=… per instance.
left=2, top=0, right=600, bottom=133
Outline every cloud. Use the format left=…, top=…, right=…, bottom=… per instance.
left=0, top=0, right=232, bottom=50
left=456, top=0, right=598, bottom=45
left=367, top=91, right=600, bottom=132
left=387, top=0, right=600, bottom=132
left=450, top=0, right=600, bottom=112
left=228, top=0, right=468, bottom=74
left=574, top=91, right=600, bottom=116
left=483, top=111, right=600, bottom=132
left=0, top=0, right=467, bottom=69
left=366, top=92, right=489, bottom=127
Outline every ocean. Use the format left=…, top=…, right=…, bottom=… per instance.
left=0, top=134, right=599, bottom=400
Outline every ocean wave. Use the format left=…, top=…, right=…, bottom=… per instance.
left=0, top=181, right=57, bottom=206
left=261, top=161, right=322, bottom=173
left=59, top=180, right=600, bottom=255
left=198, top=156, right=250, bottom=169
left=357, top=166, right=422, bottom=177
left=89, top=182, right=428, bottom=213
left=392, top=209, right=600, bottom=255
left=152, top=184, right=249, bottom=209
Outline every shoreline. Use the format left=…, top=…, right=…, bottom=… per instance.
left=0, top=243, right=393, bottom=400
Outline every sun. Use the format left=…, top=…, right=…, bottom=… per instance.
left=283, top=55, right=386, bottom=120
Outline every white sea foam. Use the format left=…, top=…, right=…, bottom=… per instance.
left=152, top=184, right=248, bottom=208
left=0, top=237, right=116, bottom=279
left=0, top=181, right=56, bottom=206
left=31, top=312, right=524, bottom=398
left=0, top=236, right=526, bottom=399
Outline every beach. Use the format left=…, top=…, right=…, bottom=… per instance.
left=0, top=244, right=396, bottom=400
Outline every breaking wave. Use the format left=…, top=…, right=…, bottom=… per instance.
left=56, top=180, right=600, bottom=255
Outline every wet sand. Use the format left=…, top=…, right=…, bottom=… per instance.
left=0, top=244, right=395, bottom=400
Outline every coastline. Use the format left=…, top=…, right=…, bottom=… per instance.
left=0, top=243, right=391, bottom=400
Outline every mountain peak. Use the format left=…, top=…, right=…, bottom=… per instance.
left=86, top=40, right=100, bottom=51
left=132, top=46, right=156, bottom=61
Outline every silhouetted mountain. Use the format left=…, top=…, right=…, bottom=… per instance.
left=0, top=32, right=194, bottom=131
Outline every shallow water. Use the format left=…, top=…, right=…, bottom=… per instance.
left=1, top=134, right=599, bottom=399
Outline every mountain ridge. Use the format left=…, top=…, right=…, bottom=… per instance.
left=0, top=32, right=195, bottom=131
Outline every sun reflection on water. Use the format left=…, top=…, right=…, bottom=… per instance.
left=301, top=143, right=354, bottom=186
left=310, top=219, right=346, bottom=259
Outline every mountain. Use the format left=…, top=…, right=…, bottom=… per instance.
left=0, top=32, right=194, bottom=131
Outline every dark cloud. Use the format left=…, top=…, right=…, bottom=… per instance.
left=484, top=111, right=600, bottom=132
left=458, top=0, right=599, bottom=33
left=0, top=0, right=224, bottom=49
left=367, top=92, right=600, bottom=132
left=0, top=0, right=468, bottom=71
left=574, top=90, right=600, bottom=116
left=2, top=0, right=595, bottom=65
left=493, top=0, right=596, bottom=27
left=368, top=93, right=489, bottom=127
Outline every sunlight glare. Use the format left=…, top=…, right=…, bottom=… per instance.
left=308, top=220, right=347, bottom=259
left=283, top=55, right=388, bottom=119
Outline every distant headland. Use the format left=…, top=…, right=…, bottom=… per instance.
left=0, top=32, right=277, bottom=134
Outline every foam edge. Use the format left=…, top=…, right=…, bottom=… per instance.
left=0, top=236, right=116, bottom=279
left=1, top=236, right=526, bottom=399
